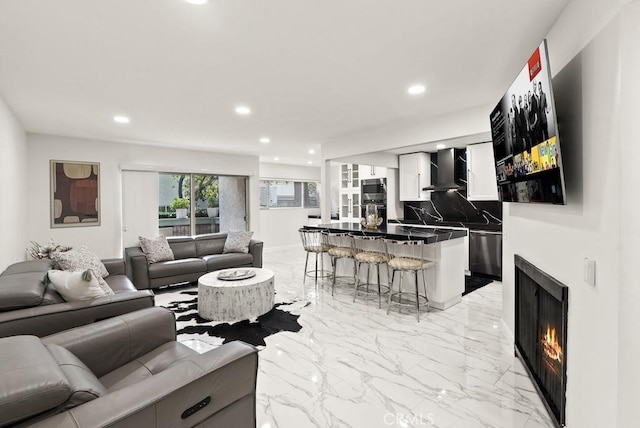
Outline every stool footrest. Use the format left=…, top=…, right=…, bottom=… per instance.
left=388, top=292, right=428, bottom=307
left=305, top=270, right=333, bottom=279
left=355, top=283, right=390, bottom=295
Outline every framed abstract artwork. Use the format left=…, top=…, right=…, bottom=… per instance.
left=50, top=160, right=100, bottom=228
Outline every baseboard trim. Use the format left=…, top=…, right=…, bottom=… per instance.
left=501, top=319, right=514, bottom=345
left=263, top=244, right=300, bottom=254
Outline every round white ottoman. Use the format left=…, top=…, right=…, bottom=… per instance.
left=197, top=268, right=275, bottom=322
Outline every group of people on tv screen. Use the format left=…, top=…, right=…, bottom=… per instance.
left=507, top=80, right=550, bottom=155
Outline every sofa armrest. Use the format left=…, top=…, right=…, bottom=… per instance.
left=124, top=246, right=151, bottom=289
left=248, top=239, right=263, bottom=268
left=0, top=290, right=155, bottom=338
left=42, top=307, right=176, bottom=378
left=29, top=341, right=259, bottom=428
left=103, top=258, right=125, bottom=276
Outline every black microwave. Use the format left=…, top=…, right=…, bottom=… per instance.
left=361, top=179, right=386, bottom=202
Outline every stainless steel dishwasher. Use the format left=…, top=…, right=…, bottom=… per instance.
left=469, top=230, right=502, bottom=278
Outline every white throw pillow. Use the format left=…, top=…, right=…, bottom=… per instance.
left=223, top=231, right=254, bottom=254
left=53, top=247, right=109, bottom=278
left=47, top=270, right=113, bottom=301
left=138, top=236, right=175, bottom=264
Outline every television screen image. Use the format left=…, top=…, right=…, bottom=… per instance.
left=490, top=40, right=566, bottom=204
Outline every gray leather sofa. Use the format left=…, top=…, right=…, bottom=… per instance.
left=125, top=233, right=264, bottom=289
left=0, top=259, right=154, bottom=338
left=0, top=307, right=259, bottom=427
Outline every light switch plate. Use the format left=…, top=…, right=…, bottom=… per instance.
left=584, top=258, right=596, bottom=286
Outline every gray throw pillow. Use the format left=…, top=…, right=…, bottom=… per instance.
left=53, top=247, right=109, bottom=278
left=223, top=231, right=254, bottom=254
left=139, top=236, right=175, bottom=264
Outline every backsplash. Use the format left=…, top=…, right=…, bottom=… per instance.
left=404, top=195, right=502, bottom=224
left=404, top=152, right=502, bottom=225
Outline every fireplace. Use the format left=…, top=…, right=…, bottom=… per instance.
left=515, top=255, right=568, bottom=427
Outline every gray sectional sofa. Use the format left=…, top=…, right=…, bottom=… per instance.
left=0, top=258, right=155, bottom=338
left=124, top=233, right=263, bottom=290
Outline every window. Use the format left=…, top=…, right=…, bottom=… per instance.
left=260, top=180, right=319, bottom=208
left=303, top=182, right=319, bottom=207
left=159, top=173, right=247, bottom=237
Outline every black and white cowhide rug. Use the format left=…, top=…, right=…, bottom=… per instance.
left=158, top=288, right=308, bottom=347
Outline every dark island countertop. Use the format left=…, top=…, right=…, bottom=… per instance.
left=388, top=219, right=502, bottom=232
left=304, top=222, right=467, bottom=244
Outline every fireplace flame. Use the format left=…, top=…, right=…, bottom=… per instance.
left=542, top=326, right=563, bottom=364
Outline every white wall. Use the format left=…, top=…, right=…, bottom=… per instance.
left=615, top=1, right=640, bottom=425
left=0, top=94, right=27, bottom=270
left=259, top=162, right=321, bottom=249
left=503, top=0, right=635, bottom=426
left=260, top=162, right=320, bottom=181
left=26, top=133, right=260, bottom=259
left=321, top=104, right=491, bottom=161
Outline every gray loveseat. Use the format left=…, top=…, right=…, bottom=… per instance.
left=125, top=233, right=263, bottom=290
left=0, top=259, right=155, bottom=338
left=0, top=307, right=258, bottom=427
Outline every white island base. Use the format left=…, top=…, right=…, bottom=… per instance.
left=338, top=237, right=466, bottom=311
left=421, top=238, right=466, bottom=310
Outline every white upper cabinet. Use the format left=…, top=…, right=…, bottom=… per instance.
left=340, top=164, right=360, bottom=190
left=399, top=153, right=431, bottom=201
left=338, top=164, right=361, bottom=222
left=359, top=165, right=387, bottom=180
left=466, top=143, right=499, bottom=201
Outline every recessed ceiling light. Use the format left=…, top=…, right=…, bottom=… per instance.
left=407, top=84, right=426, bottom=95
left=436, top=144, right=446, bottom=149
left=184, top=0, right=208, bottom=5
left=307, top=161, right=313, bottom=164
left=308, top=149, right=315, bottom=154
left=113, top=115, right=130, bottom=124
left=235, top=106, right=251, bottom=115
left=259, top=137, right=270, bottom=143
left=274, top=157, right=279, bottom=161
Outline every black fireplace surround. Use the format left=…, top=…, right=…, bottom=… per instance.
left=515, top=255, right=568, bottom=428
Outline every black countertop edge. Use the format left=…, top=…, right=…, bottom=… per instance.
left=388, top=219, right=502, bottom=232
left=304, top=223, right=467, bottom=244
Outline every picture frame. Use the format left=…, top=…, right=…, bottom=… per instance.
left=50, top=160, right=100, bottom=228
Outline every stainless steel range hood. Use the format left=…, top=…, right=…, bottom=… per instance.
left=422, top=148, right=466, bottom=192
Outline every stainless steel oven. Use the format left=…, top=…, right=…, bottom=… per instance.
left=361, top=178, right=386, bottom=202
left=361, top=178, right=387, bottom=224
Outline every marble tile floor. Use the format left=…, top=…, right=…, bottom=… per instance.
left=158, top=247, right=555, bottom=428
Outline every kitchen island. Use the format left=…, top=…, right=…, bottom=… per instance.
left=304, top=223, right=466, bottom=310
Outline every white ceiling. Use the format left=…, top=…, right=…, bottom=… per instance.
left=0, top=0, right=569, bottom=166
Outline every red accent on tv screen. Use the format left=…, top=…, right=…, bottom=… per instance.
left=528, top=47, right=542, bottom=81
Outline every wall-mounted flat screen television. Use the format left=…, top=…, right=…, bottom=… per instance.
left=490, top=39, right=566, bottom=204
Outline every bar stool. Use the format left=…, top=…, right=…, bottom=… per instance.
left=324, top=232, right=357, bottom=296
left=385, top=239, right=434, bottom=322
left=298, top=228, right=332, bottom=285
left=352, top=235, right=388, bottom=308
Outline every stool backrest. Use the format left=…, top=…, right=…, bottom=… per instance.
left=324, top=232, right=353, bottom=249
left=384, top=239, right=425, bottom=261
left=351, top=234, right=385, bottom=254
left=298, top=228, right=327, bottom=251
